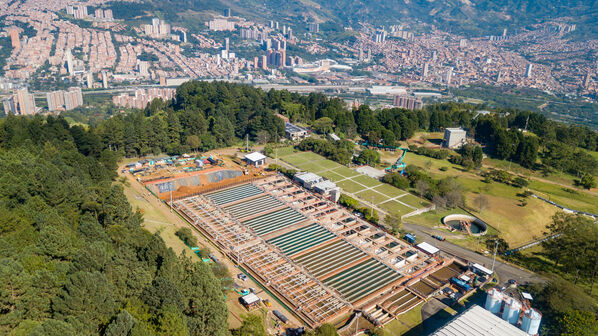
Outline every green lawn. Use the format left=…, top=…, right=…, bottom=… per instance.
left=383, top=151, right=570, bottom=246
left=336, top=179, right=366, bottom=194
left=318, top=159, right=342, bottom=170
left=282, top=151, right=430, bottom=214
left=323, top=171, right=346, bottom=182
left=122, top=182, right=202, bottom=261
left=275, top=146, right=296, bottom=157
left=356, top=188, right=390, bottom=204
left=284, top=155, right=309, bottom=167
left=380, top=201, right=416, bottom=217
left=384, top=303, right=424, bottom=336
left=400, top=194, right=431, bottom=208
left=407, top=208, right=459, bottom=227
left=586, top=149, right=598, bottom=161
left=352, top=175, right=383, bottom=188
left=300, top=162, right=326, bottom=174
left=529, top=180, right=598, bottom=214
left=332, top=166, right=361, bottom=178
left=374, top=184, right=407, bottom=199
left=297, top=151, right=324, bottom=162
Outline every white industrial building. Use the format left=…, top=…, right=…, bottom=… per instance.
left=368, top=86, right=407, bottom=96
left=244, top=152, right=267, bottom=167
left=443, top=128, right=467, bottom=149
left=294, top=172, right=323, bottom=189
left=312, top=180, right=341, bottom=202
left=294, top=172, right=341, bottom=202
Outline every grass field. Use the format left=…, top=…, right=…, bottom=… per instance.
left=528, top=180, right=598, bottom=213
left=121, top=181, right=202, bottom=261
left=384, top=303, right=424, bottom=336
left=394, top=151, right=587, bottom=247
left=278, top=150, right=430, bottom=217
left=380, top=201, right=416, bottom=218
left=275, top=146, right=297, bottom=157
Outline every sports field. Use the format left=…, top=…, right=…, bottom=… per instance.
left=280, top=150, right=430, bottom=217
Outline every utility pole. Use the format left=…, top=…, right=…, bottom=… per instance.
left=491, top=239, right=499, bottom=274
left=275, top=133, right=278, bottom=168
left=246, top=134, right=249, bottom=152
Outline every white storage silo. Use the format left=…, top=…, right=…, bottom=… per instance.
left=484, top=288, right=503, bottom=314
left=501, top=297, right=521, bottom=325
left=521, top=308, right=542, bottom=335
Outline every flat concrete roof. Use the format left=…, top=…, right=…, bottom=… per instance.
left=245, top=152, right=266, bottom=162
left=295, top=172, right=322, bottom=183
left=445, top=128, right=466, bottom=132
left=432, top=305, right=529, bottom=336
left=313, top=180, right=338, bottom=191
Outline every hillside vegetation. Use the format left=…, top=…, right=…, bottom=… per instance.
left=0, top=116, right=228, bottom=335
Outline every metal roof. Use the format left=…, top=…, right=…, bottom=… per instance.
left=432, top=305, right=529, bottom=336
left=285, top=122, right=307, bottom=134
left=521, top=292, right=533, bottom=300
left=417, top=242, right=439, bottom=254
left=472, top=263, right=493, bottom=275
left=240, top=293, right=260, bottom=305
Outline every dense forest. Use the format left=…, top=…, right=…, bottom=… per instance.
left=96, top=81, right=284, bottom=157
left=0, top=115, right=228, bottom=335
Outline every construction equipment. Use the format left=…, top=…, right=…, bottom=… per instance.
left=385, top=147, right=409, bottom=175
left=208, top=155, right=224, bottom=167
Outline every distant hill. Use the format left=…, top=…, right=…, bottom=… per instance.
left=132, top=0, right=598, bottom=38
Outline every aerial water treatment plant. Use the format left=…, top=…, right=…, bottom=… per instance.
left=164, top=171, right=472, bottom=327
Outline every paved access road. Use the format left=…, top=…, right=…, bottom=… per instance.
left=404, top=223, right=544, bottom=285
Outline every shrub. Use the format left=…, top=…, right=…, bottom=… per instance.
left=175, top=227, right=198, bottom=247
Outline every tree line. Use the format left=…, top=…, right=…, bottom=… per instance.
left=96, top=81, right=285, bottom=157
left=270, top=88, right=598, bottom=175
left=515, top=212, right=598, bottom=335
left=84, top=81, right=598, bottom=179
left=0, top=115, right=229, bottom=335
